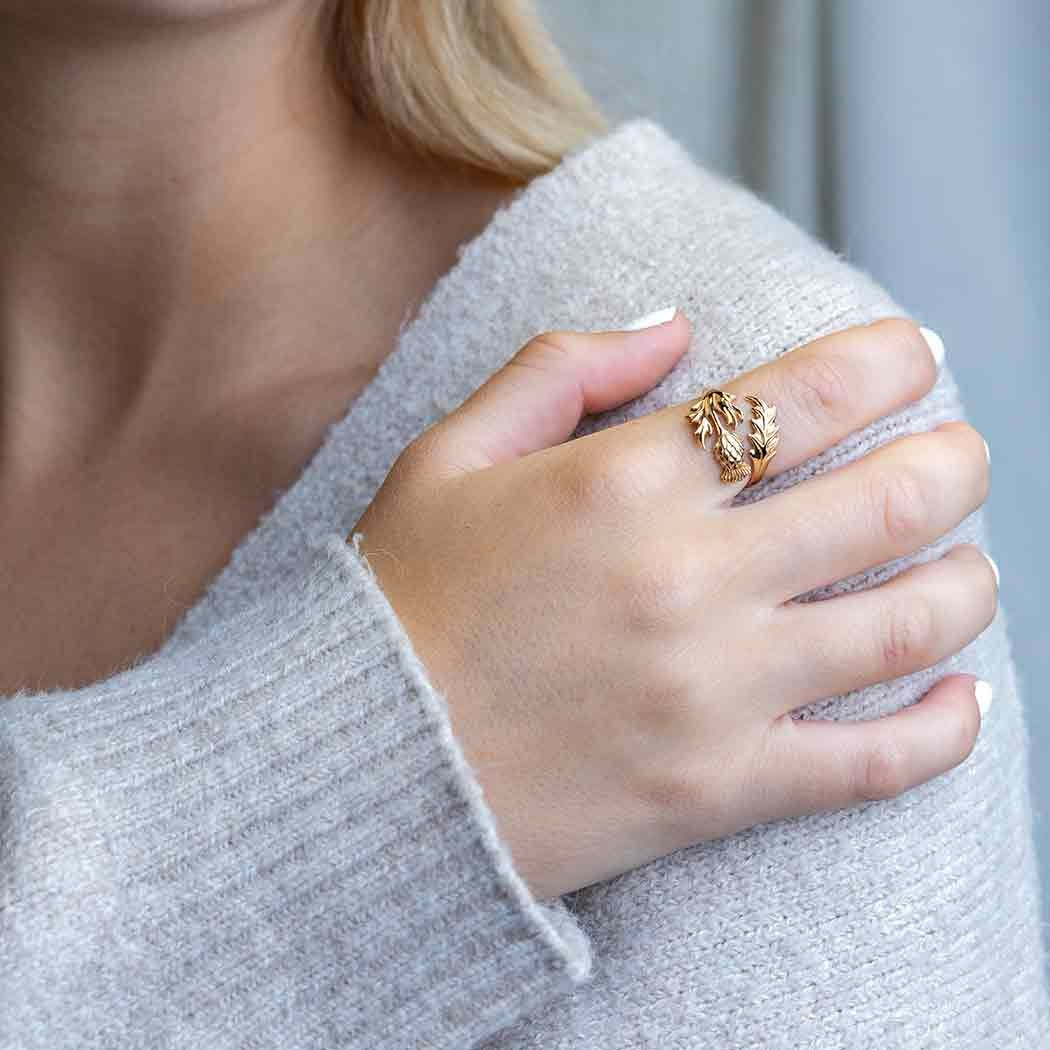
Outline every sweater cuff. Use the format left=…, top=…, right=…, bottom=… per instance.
left=7, top=532, right=591, bottom=1048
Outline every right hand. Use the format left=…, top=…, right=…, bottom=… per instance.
left=350, top=312, right=996, bottom=900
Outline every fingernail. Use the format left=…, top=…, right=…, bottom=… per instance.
left=919, top=326, right=945, bottom=369
left=984, top=551, right=1000, bottom=589
left=982, top=436, right=991, bottom=464
left=623, top=306, right=677, bottom=331
left=974, top=679, right=994, bottom=721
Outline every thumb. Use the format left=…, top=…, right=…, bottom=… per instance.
left=428, top=307, right=690, bottom=474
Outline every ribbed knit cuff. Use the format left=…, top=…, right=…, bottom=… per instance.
left=4, top=533, right=591, bottom=1049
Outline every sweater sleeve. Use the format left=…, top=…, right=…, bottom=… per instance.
left=0, top=532, right=592, bottom=1049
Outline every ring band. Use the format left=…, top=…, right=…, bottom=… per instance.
left=685, top=389, right=780, bottom=487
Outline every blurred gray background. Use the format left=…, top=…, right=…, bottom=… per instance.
left=540, top=0, right=1049, bottom=975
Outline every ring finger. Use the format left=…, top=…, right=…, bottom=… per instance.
left=733, top=419, right=989, bottom=603
left=766, top=543, right=998, bottom=710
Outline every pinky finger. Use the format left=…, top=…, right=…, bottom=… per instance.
left=754, top=674, right=990, bottom=821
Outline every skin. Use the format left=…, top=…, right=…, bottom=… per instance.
left=354, top=315, right=995, bottom=899
left=0, top=4, right=995, bottom=899
left=0, top=0, right=521, bottom=691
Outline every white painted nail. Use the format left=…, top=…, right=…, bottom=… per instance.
left=982, top=436, right=991, bottom=464
left=623, top=306, right=677, bottom=331
left=919, top=326, right=945, bottom=369
left=974, top=679, right=994, bottom=721
left=984, top=551, right=1000, bottom=589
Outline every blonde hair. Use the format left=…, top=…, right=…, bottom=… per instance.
left=324, top=0, right=609, bottom=183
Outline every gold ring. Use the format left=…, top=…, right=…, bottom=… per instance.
left=685, top=389, right=780, bottom=487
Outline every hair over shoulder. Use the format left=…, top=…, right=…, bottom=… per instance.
left=324, top=0, right=608, bottom=181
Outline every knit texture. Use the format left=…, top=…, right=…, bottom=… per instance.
left=1, top=118, right=1046, bottom=1048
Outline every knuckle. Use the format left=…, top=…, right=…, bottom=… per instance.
left=634, top=754, right=723, bottom=838
left=519, top=331, right=578, bottom=370
left=555, top=449, right=615, bottom=510
left=635, top=758, right=698, bottom=817
left=620, top=547, right=701, bottom=631
left=731, top=519, right=784, bottom=590
left=854, top=737, right=910, bottom=802
left=786, top=350, right=858, bottom=427
left=559, top=442, right=661, bottom=512
left=612, top=440, right=675, bottom=498
left=878, top=594, right=936, bottom=674
left=873, top=463, right=929, bottom=546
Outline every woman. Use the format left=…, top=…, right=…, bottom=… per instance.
left=1, top=1, right=1045, bottom=1047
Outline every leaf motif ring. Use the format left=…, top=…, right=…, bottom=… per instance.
left=685, top=389, right=780, bottom=487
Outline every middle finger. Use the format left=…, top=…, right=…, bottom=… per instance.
left=621, top=317, right=942, bottom=504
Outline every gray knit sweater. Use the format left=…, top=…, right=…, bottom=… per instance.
left=1, top=118, right=1046, bottom=1049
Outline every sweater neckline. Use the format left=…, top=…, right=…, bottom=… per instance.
left=158, top=116, right=672, bottom=653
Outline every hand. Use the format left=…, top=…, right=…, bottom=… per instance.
left=350, top=313, right=996, bottom=900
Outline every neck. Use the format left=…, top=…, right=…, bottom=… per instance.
left=0, top=5, right=512, bottom=480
